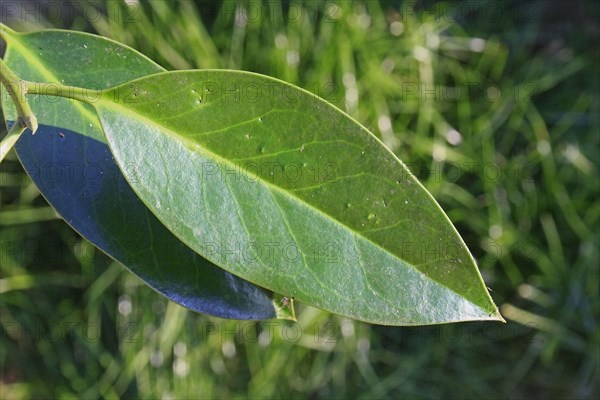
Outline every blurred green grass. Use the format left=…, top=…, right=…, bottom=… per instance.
left=1, top=0, right=598, bottom=399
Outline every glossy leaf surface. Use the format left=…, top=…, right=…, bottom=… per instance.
left=95, top=70, right=502, bottom=325
left=0, top=27, right=276, bottom=319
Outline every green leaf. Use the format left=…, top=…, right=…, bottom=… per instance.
left=94, top=70, right=503, bottom=325
left=0, top=26, right=278, bottom=319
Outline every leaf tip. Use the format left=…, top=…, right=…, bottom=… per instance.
left=487, top=307, right=506, bottom=323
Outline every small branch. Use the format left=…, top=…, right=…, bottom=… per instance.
left=0, top=122, right=26, bottom=162
left=24, top=80, right=100, bottom=104
left=0, top=58, right=38, bottom=133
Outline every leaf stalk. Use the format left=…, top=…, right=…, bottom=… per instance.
left=0, top=57, right=38, bottom=133
left=24, top=80, right=101, bottom=104
left=0, top=121, right=25, bottom=162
